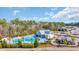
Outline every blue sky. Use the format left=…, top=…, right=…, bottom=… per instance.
left=0, top=7, right=79, bottom=23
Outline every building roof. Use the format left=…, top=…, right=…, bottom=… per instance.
left=37, top=30, right=51, bottom=35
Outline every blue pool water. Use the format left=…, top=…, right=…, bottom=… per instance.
left=10, top=34, right=47, bottom=44
left=23, top=35, right=36, bottom=43
left=10, top=35, right=36, bottom=44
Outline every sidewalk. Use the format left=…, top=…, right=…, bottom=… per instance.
left=0, top=47, right=79, bottom=51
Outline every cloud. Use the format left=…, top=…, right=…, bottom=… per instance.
left=13, top=10, right=20, bottom=16
left=45, top=12, right=54, bottom=17
left=51, top=8, right=58, bottom=11
left=19, top=16, right=39, bottom=21
left=51, top=7, right=79, bottom=23
left=38, top=17, right=50, bottom=22
left=19, top=16, right=50, bottom=22
left=45, top=8, right=57, bottom=17
left=17, top=7, right=79, bottom=23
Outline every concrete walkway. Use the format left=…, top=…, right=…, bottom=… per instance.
left=0, top=47, right=79, bottom=51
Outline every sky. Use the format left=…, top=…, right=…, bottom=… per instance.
left=0, top=7, right=79, bottom=23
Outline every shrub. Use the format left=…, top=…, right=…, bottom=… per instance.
left=24, top=31, right=29, bottom=35
left=7, top=44, right=11, bottom=48
left=71, top=37, right=76, bottom=41
left=10, top=44, right=19, bottom=48
left=22, top=44, right=33, bottom=48
left=0, top=34, right=2, bottom=40
left=34, top=39, right=39, bottom=48
left=40, top=41, right=48, bottom=44
left=63, top=39, right=68, bottom=45
left=18, top=40, right=22, bottom=48
left=10, top=44, right=14, bottom=48
left=0, top=44, right=2, bottom=48
left=1, top=40, right=7, bottom=48
left=15, top=44, right=19, bottom=48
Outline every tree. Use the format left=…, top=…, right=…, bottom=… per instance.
left=1, top=40, right=7, bottom=48
left=0, top=18, right=7, bottom=25
left=0, top=34, right=2, bottom=47
left=71, top=36, right=76, bottom=41
left=63, top=39, right=68, bottom=45
left=0, top=19, right=8, bottom=36
left=18, top=40, right=22, bottom=48
left=11, top=18, right=20, bottom=25
left=0, top=34, right=2, bottom=40
left=60, top=22, right=65, bottom=27
left=0, top=44, right=2, bottom=48
left=34, top=39, right=39, bottom=48
left=52, top=22, right=58, bottom=31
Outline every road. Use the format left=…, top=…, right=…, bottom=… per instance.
left=0, top=47, right=79, bottom=51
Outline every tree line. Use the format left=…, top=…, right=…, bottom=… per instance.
left=0, top=18, right=65, bottom=38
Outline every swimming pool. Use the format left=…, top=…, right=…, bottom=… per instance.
left=8, top=34, right=47, bottom=44
left=9, top=35, right=36, bottom=44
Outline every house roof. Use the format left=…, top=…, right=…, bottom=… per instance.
left=37, top=30, right=50, bottom=35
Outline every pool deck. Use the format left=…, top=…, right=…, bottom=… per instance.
left=0, top=47, right=79, bottom=51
